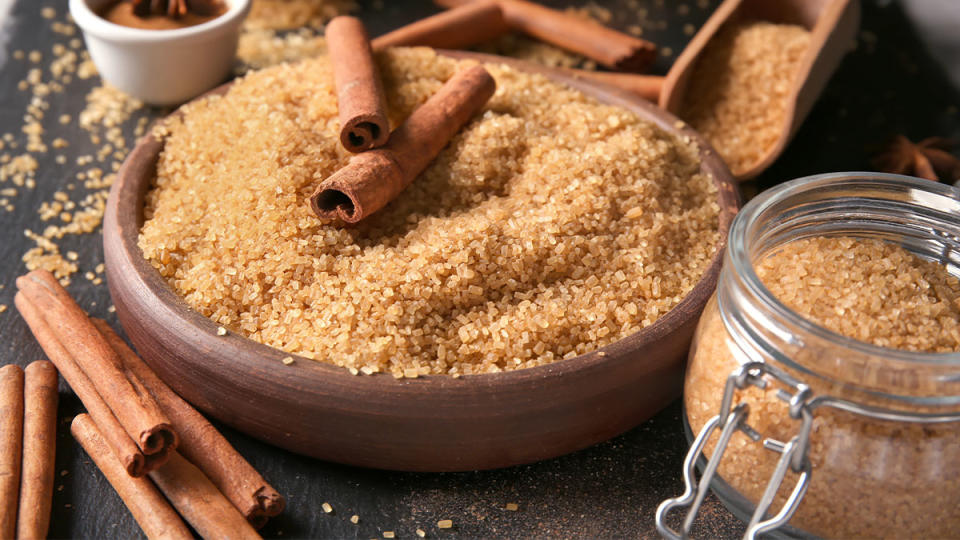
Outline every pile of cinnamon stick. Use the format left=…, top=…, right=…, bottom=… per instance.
left=370, top=0, right=664, bottom=102
left=1, top=361, right=57, bottom=540
left=310, top=16, right=497, bottom=224
left=14, top=269, right=283, bottom=537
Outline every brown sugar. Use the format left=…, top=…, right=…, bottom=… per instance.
left=680, top=21, right=811, bottom=176
left=685, top=236, right=960, bottom=538
left=244, top=0, right=356, bottom=30
left=140, top=48, right=721, bottom=377
left=757, top=237, right=960, bottom=352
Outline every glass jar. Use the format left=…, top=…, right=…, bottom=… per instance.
left=656, top=173, right=960, bottom=539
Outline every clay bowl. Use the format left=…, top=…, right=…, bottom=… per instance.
left=103, top=52, right=740, bottom=472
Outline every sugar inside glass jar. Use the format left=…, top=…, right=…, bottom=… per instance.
left=656, top=173, right=960, bottom=539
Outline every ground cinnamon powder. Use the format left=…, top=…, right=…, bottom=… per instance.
left=140, top=48, right=720, bottom=377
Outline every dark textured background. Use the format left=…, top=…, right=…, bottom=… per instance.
left=1, top=0, right=958, bottom=538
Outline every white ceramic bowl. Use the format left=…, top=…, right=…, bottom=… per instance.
left=69, top=0, right=251, bottom=106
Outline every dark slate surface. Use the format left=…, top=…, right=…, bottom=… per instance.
left=0, top=0, right=957, bottom=538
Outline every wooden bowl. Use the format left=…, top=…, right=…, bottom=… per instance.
left=103, top=52, right=740, bottom=472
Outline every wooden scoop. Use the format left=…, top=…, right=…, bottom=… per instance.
left=659, top=0, right=861, bottom=180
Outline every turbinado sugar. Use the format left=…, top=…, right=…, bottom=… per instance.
left=141, top=48, right=721, bottom=378
left=680, top=21, right=811, bottom=176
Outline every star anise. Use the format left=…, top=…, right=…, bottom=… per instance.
left=873, top=135, right=960, bottom=183
left=130, top=0, right=222, bottom=18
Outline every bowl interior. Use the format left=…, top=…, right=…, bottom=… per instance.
left=103, top=51, right=740, bottom=471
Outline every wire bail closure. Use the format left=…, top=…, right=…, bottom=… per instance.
left=656, top=362, right=814, bottom=540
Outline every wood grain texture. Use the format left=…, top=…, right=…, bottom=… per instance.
left=102, top=52, right=740, bottom=472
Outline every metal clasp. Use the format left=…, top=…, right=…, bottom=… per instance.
left=656, top=362, right=814, bottom=540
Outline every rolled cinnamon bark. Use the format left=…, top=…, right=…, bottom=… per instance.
left=15, top=270, right=177, bottom=466
left=327, top=16, right=390, bottom=153
left=149, top=452, right=261, bottom=540
left=562, top=69, right=663, bottom=102
left=71, top=414, right=192, bottom=540
left=16, top=361, right=59, bottom=540
left=311, top=64, right=496, bottom=223
left=371, top=1, right=509, bottom=51
left=0, top=364, right=24, bottom=540
left=14, top=293, right=166, bottom=477
left=435, top=0, right=658, bottom=72
left=93, top=319, right=284, bottom=527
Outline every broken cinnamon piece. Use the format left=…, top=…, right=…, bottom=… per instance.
left=71, top=414, right=193, bottom=540
left=562, top=69, right=663, bottom=102
left=372, top=1, right=510, bottom=51
left=311, top=64, right=496, bottom=223
left=149, top=452, right=261, bottom=540
left=93, top=319, right=284, bottom=527
left=14, top=293, right=165, bottom=477
left=435, top=0, right=657, bottom=72
left=15, top=270, right=177, bottom=463
left=16, top=361, right=58, bottom=540
left=0, top=365, right=24, bottom=540
left=327, top=16, right=391, bottom=153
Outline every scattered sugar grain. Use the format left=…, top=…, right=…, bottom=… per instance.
left=437, top=520, right=453, bottom=529
left=216, top=326, right=227, bottom=336
left=322, top=502, right=333, bottom=513
left=505, top=503, right=519, bottom=511
left=350, top=515, right=359, bottom=524
left=383, top=532, right=395, bottom=539
left=416, top=529, right=426, bottom=538
left=281, top=356, right=295, bottom=365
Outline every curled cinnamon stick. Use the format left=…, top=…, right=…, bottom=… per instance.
left=327, top=16, right=390, bottom=153
left=372, top=1, right=509, bottom=51
left=14, top=293, right=165, bottom=477
left=93, top=319, right=284, bottom=528
left=435, top=0, right=657, bottom=72
left=562, top=69, right=663, bottom=102
left=16, top=361, right=58, bottom=540
left=311, top=64, right=496, bottom=223
left=149, top=452, right=261, bottom=540
left=71, top=414, right=192, bottom=540
left=0, top=365, right=24, bottom=540
left=15, top=270, right=177, bottom=468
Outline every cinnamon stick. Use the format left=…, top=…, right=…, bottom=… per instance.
left=14, top=292, right=166, bottom=477
left=149, top=452, right=261, bottom=540
left=311, top=64, right=496, bottom=223
left=93, top=319, right=284, bottom=527
left=16, top=361, right=58, bottom=540
left=435, top=0, right=658, bottom=72
left=0, top=365, right=24, bottom=540
left=71, top=414, right=192, bottom=540
left=327, top=16, right=390, bottom=153
left=15, top=270, right=177, bottom=470
left=562, top=69, right=663, bottom=102
left=371, top=1, right=509, bottom=51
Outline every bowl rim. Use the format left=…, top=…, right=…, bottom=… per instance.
left=70, top=0, right=251, bottom=43
left=107, top=50, right=740, bottom=391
